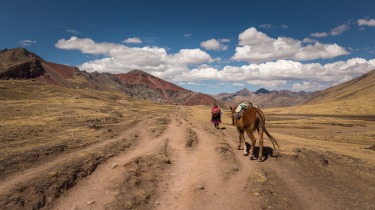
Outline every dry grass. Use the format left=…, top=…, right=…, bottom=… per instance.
left=0, top=80, right=173, bottom=177
left=188, top=103, right=375, bottom=165
left=265, top=96, right=375, bottom=116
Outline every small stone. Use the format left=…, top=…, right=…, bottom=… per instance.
left=197, top=185, right=205, bottom=190
left=87, top=200, right=95, bottom=205
left=111, top=163, right=118, bottom=169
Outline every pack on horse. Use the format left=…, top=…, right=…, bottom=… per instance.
left=230, top=104, right=279, bottom=161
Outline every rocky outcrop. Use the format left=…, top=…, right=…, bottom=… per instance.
left=0, top=48, right=45, bottom=79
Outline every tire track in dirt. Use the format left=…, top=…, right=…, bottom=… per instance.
left=0, top=119, right=139, bottom=195
left=0, top=117, right=169, bottom=209
left=49, top=114, right=181, bottom=209
left=155, top=114, right=265, bottom=210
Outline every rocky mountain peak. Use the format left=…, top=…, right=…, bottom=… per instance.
left=0, top=48, right=44, bottom=79
left=255, top=88, right=270, bottom=94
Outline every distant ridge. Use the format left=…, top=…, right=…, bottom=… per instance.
left=215, top=88, right=314, bottom=108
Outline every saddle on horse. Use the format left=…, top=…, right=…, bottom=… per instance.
left=234, top=102, right=254, bottom=119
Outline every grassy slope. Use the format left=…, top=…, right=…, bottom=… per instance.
left=0, top=80, right=173, bottom=171
left=265, top=70, right=375, bottom=116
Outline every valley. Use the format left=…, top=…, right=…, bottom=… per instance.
left=0, top=80, right=374, bottom=209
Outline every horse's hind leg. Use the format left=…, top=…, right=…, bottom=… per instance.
left=238, top=130, right=249, bottom=156
left=258, top=129, right=264, bottom=162
left=246, top=129, right=257, bottom=160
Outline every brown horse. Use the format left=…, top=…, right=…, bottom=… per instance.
left=230, top=105, right=279, bottom=161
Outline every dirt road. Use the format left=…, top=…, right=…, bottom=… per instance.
left=0, top=106, right=374, bottom=210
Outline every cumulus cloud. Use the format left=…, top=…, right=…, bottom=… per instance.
left=184, top=33, right=192, bottom=37
left=19, top=40, right=37, bottom=46
left=122, top=37, right=142, bottom=44
left=200, top=39, right=228, bottom=51
left=55, top=36, right=212, bottom=76
left=232, top=27, right=349, bottom=63
left=173, top=58, right=375, bottom=91
left=248, top=80, right=287, bottom=89
left=292, top=81, right=322, bottom=91
left=357, top=18, right=375, bottom=26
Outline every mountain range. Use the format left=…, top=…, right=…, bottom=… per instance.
left=1, top=47, right=374, bottom=110
left=214, top=88, right=316, bottom=109
left=0, top=48, right=223, bottom=107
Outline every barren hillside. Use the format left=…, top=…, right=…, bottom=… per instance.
left=265, top=69, right=375, bottom=116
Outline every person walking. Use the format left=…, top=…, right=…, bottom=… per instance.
left=211, top=103, right=221, bottom=129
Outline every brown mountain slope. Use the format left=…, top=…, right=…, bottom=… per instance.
left=116, top=70, right=224, bottom=107
left=305, top=69, right=375, bottom=104
left=265, top=69, right=375, bottom=116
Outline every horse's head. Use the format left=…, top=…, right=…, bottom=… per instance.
left=229, top=106, right=236, bottom=126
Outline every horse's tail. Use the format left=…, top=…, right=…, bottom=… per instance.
left=256, top=110, right=280, bottom=150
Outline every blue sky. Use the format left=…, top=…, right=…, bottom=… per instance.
left=2, top=0, right=375, bottom=94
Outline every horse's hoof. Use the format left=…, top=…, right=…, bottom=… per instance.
left=250, top=156, right=256, bottom=160
left=237, top=146, right=241, bottom=150
left=243, top=153, right=249, bottom=156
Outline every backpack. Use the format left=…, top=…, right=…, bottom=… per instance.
left=212, top=108, right=220, bottom=117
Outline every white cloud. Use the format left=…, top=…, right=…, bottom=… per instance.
left=232, top=27, right=349, bottom=63
left=302, top=38, right=316, bottom=43
left=55, top=36, right=212, bottom=77
left=260, top=24, right=272, bottom=29
left=311, top=23, right=350, bottom=39
left=173, top=58, right=375, bottom=91
left=184, top=33, right=192, bottom=37
left=19, top=40, right=37, bottom=46
left=169, top=49, right=212, bottom=65
left=219, top=38, right=231, bottom=43
left=122, top=37, right=142, bottom=44
left=232, top=83, right=245, bottom=86
left=310, top=32, right=328, bottom=38
left=357, top=18, right=375, bottom=27
left=200, top=39, right=228, bottom=51
left=248, top=80, right=286, bottom=89
left=62, top=26, right=81, bottom=35
left=281, top=25, right=289, bottom=29
left=292, top=81, right=323, bottom=91
left=330, top=24, right=350, bottom=36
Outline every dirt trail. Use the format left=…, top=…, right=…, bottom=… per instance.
left=156, top=115, right=259, bottom=209
left=51, top=119, right=171, bottom=209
